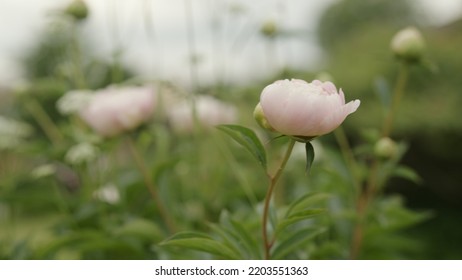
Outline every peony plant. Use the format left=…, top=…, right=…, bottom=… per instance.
left=210, top=78, right=360, bottom=259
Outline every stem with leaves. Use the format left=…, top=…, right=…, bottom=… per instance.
left=350, top=62, right=409, bottom=259
left=262, top=138, right=296, bottom=259
left=126, top=136, right=176, bottom=234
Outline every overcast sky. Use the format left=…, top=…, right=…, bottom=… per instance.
left=0, top=0, right=461, bottom=88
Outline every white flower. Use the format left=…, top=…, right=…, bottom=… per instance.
left=257, top=79, right=360, bottom=139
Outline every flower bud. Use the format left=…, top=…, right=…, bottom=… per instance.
left=374, top=137, right=397, bottom=159
left=260, top=20, right=277, bottom=38
left=253, top=103, right=274, bottom=131
left=258, top=79, right=360, bottom=140
left=65, top=0, right=89, bottom=21
left=390, top=26, right=425, bottom=63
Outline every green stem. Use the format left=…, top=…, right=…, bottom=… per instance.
left=262, top=138, right=296, bottom=260
left=25, top=98, right=64, bottom=146
left=184, top=0, right=199, bottom=91
left=126, top=136, right=176, bottom=234
left=350, top=62, right=410, bottom=259
left=382, top=62, right=409, bottom=137
left=334, top=126, right=360, bottom=191
left=70, top=23, right=87, bottom=89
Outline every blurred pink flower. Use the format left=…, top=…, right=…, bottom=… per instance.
left=167, top=96, right=237, bottom=133
left=258, top=79, right=360, bottom=138
left=79, top=86, right=156, bottom=137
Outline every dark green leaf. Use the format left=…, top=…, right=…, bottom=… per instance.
left=160, top=232, right=240, bottom=259
left=393, top=165, right=422, bottom=184
left=305, top=142, right=315, bottom=174
left=369, top=197, right=432, bottom=233
left=217, top=124, right=267, bottom=170
left=271, top=227, right=326, bottom=260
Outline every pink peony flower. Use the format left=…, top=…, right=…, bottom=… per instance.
left=79, top=86, right=156, bottom=137
left=257, top=79, right=360, bottom=139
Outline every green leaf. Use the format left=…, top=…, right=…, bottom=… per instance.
left=207, top=223, right=244, bottom=259
left=305, top=142, right=315, bottom=174
left=393, top=165, right=422, bottom=184
left=161, top=231, right=213, bottom=240
left=114, top=218, right=165, bottom=243
left=285, top=192, right=330, bottom=218
left=160, top=231, right=240, bottom=259
left=269, top=205, right=278, bottom=236
left=229, top=218, right=261, bottom=259
left=277, top=209, right=325, bottom=234
left=35, top=230, right=105, bottom=259
left=211, top=212, right=260, bottom=259
left=217, top=124, right=267, bottom=170
left=271, top=227, right=326, bottom=260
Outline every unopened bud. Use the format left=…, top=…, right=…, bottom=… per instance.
left=253, top=103, right=274, bottom=132
left=390, top=26, right=425, bottom=63
left=65, top=0, right=89, bottom=21
left=374, top=137, right=397, bottom=159
left=260, top=21, right=277, bottom=38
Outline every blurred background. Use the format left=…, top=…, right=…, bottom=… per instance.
left=1, top=0, right=462, bottom=259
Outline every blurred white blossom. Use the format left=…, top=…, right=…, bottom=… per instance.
left=31, top=164, right=57, bottom=179
left=93, top=183, right=120, bottom=204
left=65, top=142, right=99, bottom=165
left=0, top=116, right=33, bottom=149
left=56, top=89, right=93, bottom=115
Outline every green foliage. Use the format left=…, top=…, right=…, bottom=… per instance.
left=217, top=125, right=267, bottom=171
left=304, top=142, right=315, bottom=175
left=161, top=231, right=241, bottom=260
